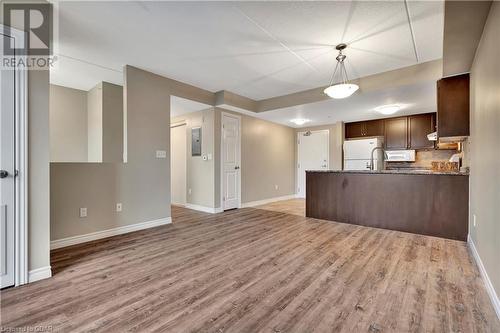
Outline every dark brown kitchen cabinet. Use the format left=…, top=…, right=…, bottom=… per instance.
left=345, top=122, right=364, bottom=139
left=345, top=119, right=384, bottom=139
left=408, top=113, right=435, bottom=149
left=364, top=119, right=384, bottom=137
left=437, top=74, right=470, bottom=138
left=384, top=117, right=408, bottom=149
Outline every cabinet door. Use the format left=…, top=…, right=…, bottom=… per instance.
left=364, top=119, right=384, bottom=137
left=384, top=117, right=408, bottom=149
left=437, top=74, right=470, bottom=137
left=345, top=122, right=364, bottom=139
left=408, top=113, right=435, bottom=149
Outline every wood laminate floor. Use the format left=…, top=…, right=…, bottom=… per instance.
left=256, top=198, right=305, bottom=217
left=1, top=204, right=499, bottom=332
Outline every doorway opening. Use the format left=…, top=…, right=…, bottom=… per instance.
left=296, top=130, right=329, bottom=198
left=170, top=122, right=187, bottom=206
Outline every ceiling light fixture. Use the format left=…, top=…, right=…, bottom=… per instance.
left=290, top=118, right=310, bottom=126
left=324, top=44, right=359, bottom=99
left=374, top=104, right=401, bottom=115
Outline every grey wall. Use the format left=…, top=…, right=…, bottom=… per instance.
left=51, top=66, right=171, bottom=240
left=214, top=108, right=296, bottom=206
left=28, top=70, right=51, bottom=272
left=49, top=84, right=88, bottom=162
left=469, top=2, right=500, bottom=300
left=102, top=82, right=124, bottom=163
left=87, top=83, right=102, bottom=162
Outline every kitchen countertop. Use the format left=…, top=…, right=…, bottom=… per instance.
left=306, top=169, right=469, bottom=176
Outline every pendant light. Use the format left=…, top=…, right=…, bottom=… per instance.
left=324, top=44, right=359, bottom=99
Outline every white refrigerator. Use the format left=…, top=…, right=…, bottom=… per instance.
left=343, top=138, right=384, bottom=171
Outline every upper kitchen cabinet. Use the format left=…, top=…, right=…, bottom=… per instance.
left=437, top=74, right=470, bottom=138
left=408, top=113, right=435, bottom=149
left=384, top=116, right=408, bottom=149
left=345, top=119, right=384, bottom=139
left=364, top=119, right=385, bottom=137
left=345, top=121, right=364, bottom=138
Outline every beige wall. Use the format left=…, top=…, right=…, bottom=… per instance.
left=28, top=70, right=51, bottom=272
left=102, top=82, right=124, bottom=163
left=214, top=108, right=296, bottom=206
left=51, top=66, right=171, bottom=240
left=172, top=109, right=216, bottom=208
left=87, top=83, right=102, bottom=162
left=469, top=2, right=500, bottom=299
left=49, top=84, right=88, bottom=162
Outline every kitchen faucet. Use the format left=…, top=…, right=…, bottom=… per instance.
left=370, top=147, right=387, bottom=170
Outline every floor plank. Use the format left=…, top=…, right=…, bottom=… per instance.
left=1, top=203, right=498, bottom=333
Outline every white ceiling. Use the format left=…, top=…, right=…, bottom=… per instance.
left=255, top=81, right=437, bottom=128
left=50, top=1, right=444, bottom=101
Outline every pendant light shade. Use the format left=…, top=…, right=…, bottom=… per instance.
left=324, top=44, right=359, bottom=99
left=324, top=83, right=359, bottom=99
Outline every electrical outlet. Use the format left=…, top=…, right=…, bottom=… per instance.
left=473, top=214, right=477, bottom=227
left=79, top=207, right=87, bottom=218
left=156, top=150, right=167, bottom=159
left=275, top=184, right=279, bottom=190
left=188, top=188, right=192, bottom=195
left=116, top=203, right=122, bottom=212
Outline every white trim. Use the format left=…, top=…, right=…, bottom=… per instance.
left=241, top=194, right=298, bottom=208
left=220, top=112, right=242, bottom=211
left=1, top=24, right=29, bottom=287
left=50, top=217, right=172, bottom=250
left=467, top=235, right=500, bottom=320
left=28, top=266, right=52, bottom=283
left=296, top=129, right=330, bottom=197
left=185, top=204, right=223, bottom=214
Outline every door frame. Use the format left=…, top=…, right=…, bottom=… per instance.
left=1, top=24, right=29, bottom=286
left=220, top=112, right=241, bottom=210
left=296, top=130, right=329, bottom=197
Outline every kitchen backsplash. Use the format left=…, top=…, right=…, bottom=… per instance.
left=387, top=149, right=458, bottom=169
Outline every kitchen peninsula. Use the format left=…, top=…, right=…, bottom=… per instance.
left=306, top=170, right=469, bottom=241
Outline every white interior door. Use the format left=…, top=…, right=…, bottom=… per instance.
left=297, top=131, right=329, bottom=198
left=170, top=124, right=187, bottom=205
left=1, top=33, right=16, bottom=288
left=222, top=113, right=240, bottom=210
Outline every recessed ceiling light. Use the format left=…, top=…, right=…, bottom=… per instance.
left=374, top=104, right=401, bottom=115
left=290, top=118, right=310, bottom=126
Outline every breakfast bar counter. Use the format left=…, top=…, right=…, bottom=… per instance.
left=306, top=170, right=469, bottom=241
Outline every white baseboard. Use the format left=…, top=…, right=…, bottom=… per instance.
left=50, top=217, right=172, bottom=250
left=185, top=203, right=223, bottom=214
left=468, top=235, right=500, bottom=320
left=241, top=194, right=298, bottom=208
left=28, top=266, right=52, bottom=283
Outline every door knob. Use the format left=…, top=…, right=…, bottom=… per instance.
left=234, top=166, right=240, bottom=170
left=0, top=170, right=8, bottom=179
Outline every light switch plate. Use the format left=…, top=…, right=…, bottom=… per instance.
left=156, top=150, right=167, bottom=158
left=116, top=203, right=122, bottom=212
left=207, top=153, right=212, bottom=160
left=79, top=207, right=87, bottom=218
